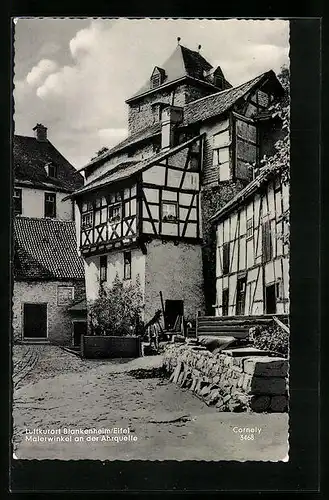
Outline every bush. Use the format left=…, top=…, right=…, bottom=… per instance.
left=88, top=274, right=143, bottom=336
left=253, top=325, right=289, bottom=357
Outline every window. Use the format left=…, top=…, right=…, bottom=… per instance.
left=14, top=188, right=22, bottom=215
left=262, top=219, right=273, bottom=263
left=151, top=73, right=161, bottom=89
left=100, top=255, right=107, bottom=283
left=223, top=242, right=230, bottom=275
left=212, top=130, right=230, bottom=182
left=57, top=286, right=74, bottom=305
left=82, top=212, right=93, bottom=228
left=44, top=192, right=56, bottom=218
left=153, top=138, right=161, bottom=153
left=45, top=163, right=57, bottom=178
left=108, top=202, right=122, bottom=223
left=214, top=75, right=224, bottom=89
left=162, top=202, right=178, bottom=223
left=222, top=288, right=229, bottom=316
left=246, top=218, right=253, bottom=239
left=124, top=251, right=131, bottom=280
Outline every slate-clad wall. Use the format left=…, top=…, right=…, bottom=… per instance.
left=13, top=280, right=85, bottom=345
left=163, top=343, right=289, bottom=413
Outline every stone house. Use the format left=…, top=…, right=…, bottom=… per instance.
left=13, top=124, right=87, bottom=346
left=210, top=167, right=289, bottom=316
left=68, top=42, right=286, bottom=326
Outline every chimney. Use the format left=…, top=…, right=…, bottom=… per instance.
left=33, top=123, right=48, bottom=142
left=161, top=105, right=183, bottom=150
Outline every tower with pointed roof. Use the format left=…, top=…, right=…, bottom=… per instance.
left=126, top=42, right=232, bottom=135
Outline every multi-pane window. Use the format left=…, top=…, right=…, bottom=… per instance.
left=212, top=127, right=230, bottom=182
left=108, top=192, right=122, bottom=223
left=124, top=251, right=131, bottom=280
left=162, top=201, right=178, bottom=222
left=81, top=201, right=93, bottom=228
left=57, top=286, right=74, bottom=305
left=44, top=192, right=56, bottom=218
left=246, top=218, right=253, bottom=239
left=223, top=242, right=230, bottom=275
left=151, top=72, right=161, bottom=89
left=100, top=255, right=107, bottom=283
left=14, top=188, right=22, bottom=215
left=108, top=203, right=121, bottom=223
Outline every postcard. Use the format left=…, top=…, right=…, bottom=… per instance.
left=12, top=17, right=290, bottom=464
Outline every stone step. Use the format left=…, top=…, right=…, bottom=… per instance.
left=198, top=330, right=248, bottom=339
left=198, top=324, right=248, bottom=331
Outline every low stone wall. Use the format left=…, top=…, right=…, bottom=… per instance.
left=81, top=335, right=142, bottom=359
left=163, top=344, right=289, bottom=413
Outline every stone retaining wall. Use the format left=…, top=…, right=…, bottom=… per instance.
left=163, top=344, right=289, bottom=413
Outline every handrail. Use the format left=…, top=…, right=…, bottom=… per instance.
left=272, top=315, right=290, bottom=334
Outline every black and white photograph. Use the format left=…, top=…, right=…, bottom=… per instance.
left=12, top=17, right=290, bottom=462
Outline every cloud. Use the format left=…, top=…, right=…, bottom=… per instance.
left=98, top=128, right=128, bottom=146
left=26, top=59, right=58, bottom=87
left=16, top=18, right=289, bottom=168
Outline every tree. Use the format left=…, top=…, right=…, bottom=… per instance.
left=88, top=274, right=144, bottom=336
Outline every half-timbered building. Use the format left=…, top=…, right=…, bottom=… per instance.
left=210, top=167, right=289, bottom=316
left=70, top=41, right=286, bottom=324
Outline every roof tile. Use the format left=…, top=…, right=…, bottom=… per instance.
left=14, top=135, right=84, bottom=192
left=14, top=217, right=85, bottom=280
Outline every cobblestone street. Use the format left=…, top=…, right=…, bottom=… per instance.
left=13, top=345, right=289, bottom=461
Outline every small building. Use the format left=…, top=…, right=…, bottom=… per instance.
left=13, top=124, right=87, bottom=345
left=210, top=167, right=289, bottom=316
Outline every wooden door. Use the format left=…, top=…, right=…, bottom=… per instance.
left=23, top=303, right=47, bottom=339
left=73, top=321, right=87, bottom=347
left=164, top=300, right=184, bottom=330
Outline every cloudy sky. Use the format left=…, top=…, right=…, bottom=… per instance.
left=14, top=18, right=289, bottom=168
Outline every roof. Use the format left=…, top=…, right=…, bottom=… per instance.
left=80, top=122, right=161, bottom=172
left=68, top=298, right=87, bottom=312
left=126, top=44, right=224, bottom=102
left=14, top=217, right=85, bottom=280
left=68, top=134, right=204, bottom=199
left=209, top=167, right=278, bottom=223
left=80, top=70, right=282, bottom=173
left=183, top=71, right=271, bottom=126
left=13, top=135, right=84, bottom=192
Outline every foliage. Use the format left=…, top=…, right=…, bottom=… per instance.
left=90, top=146, right=110, bottom=161
left=256, top=65, right=290, bottom=247
left=258, top=65, right=290, bottom=183
left=88, top=274, right=144, bottom=336
left=253, top=325, right=289, bottom=358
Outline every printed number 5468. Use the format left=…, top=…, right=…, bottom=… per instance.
left=240, top=434, right=254, bottom=440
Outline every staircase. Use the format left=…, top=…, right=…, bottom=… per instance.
left=193, top=314, right=289, bottom=340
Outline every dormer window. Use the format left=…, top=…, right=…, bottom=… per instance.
left=45, top=163, right=57, bottom=178
left=150, top=67, right=165, bottom=89
left=214, top=75, right=224, bottom=89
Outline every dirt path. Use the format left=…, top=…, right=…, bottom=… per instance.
left=12, top=346, right=289, bottom=461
